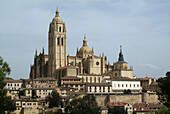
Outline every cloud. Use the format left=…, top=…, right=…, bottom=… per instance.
left=141, top=64, right=159, bottom=70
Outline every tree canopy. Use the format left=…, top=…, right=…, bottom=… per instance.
left=157, top=72, right=170, bottom=108
left=65, top=95, right=100, bottom=114
left=48, top=90, right=62, bottom=108
left=108, top=106, right=126, bottom=114
left=0, top=56, right=16, bottom=114
left=155, top=106, right=170, bottom=114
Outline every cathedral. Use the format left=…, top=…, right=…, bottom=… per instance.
left=29, top=9, right=134, bottom=85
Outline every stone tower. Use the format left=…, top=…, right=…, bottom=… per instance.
left=48, top=8, right=67, bottom=77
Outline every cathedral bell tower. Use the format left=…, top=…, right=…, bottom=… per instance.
left=48, top=8, right=67, bottom=77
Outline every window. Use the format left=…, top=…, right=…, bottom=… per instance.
left=96, top=62, right=99, bottom=65
left=130, top=84, right=131, bottom=87
left=118, top=84, right=120, bottom=87
left=115, top=73, right=117, bottom=76
left=125, top=67, right=127, bottom=69
left=23, top=103, right=25, bottom=105
left=90, top=86, right=91, bottom=92
left=61, top=38, right=63, bottom=45
left=137, top=84, right=139, bottom=87
left=95, top=86, right=96, bottom=92
left=94, top=77, right=96, bottom=83
left=57, top=37, right=60, bottom=45
left=126, top=84, right=128, bottom=87
left=134, top=84, right=135, bottom=87
left=108, top=87, right=110, bottom=92
left=122, top=84, right=124, bottom=87
left=59, top=27, right=61, bottom=32
left=103, top=86, right=105, bottom=92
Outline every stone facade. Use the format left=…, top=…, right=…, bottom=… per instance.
left=110, top=94, right=142, bottom=105
left=29, top=9, right=135, bottom=83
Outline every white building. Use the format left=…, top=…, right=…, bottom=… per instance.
left=112, top=79, right=142, bottom=94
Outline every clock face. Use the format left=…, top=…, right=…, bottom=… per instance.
left=96, top=62, right=99, bottom=65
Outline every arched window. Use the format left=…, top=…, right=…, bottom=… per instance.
left=57, top=37, right=60, bottom=45
left=90, top=77, right=92, bottom=83
left=63, top=27, right=65, bottom=32
left=61, top=38, right=63, bottom=45
left=98, top=77, right=100, bottom=83
left=59, top=27, right=61, bottom=32
left=94, top=77, right=96, bottom=83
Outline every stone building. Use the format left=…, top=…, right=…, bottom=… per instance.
left=29, top=9, right=136, bottom=87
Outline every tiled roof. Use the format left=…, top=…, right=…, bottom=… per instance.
left=139, top=78, right=151, bottom=81
left=33, top=77, right=56, bottom=81
left=133, top=105, right=151, bottom=112
left=108, top=102, right=128, bottom=107
left=68, top=56, right=76, bottom=58
left=61, top=76, right=81, bottom=80
left=148, top=103, right=163, bottom=108
left=79, top=74, right=102, bottom=76
left=4, top=79, right=23, bottom=83
left=21, top=79, right=32, bottom=81
left=63, top=82, right=85, bottom=85
left=56, top=65, right=71, bottom=70
left=86, top=83, right=112, bottom=86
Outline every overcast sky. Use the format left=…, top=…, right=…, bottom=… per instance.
left=0, top=0, right=170, bottom=79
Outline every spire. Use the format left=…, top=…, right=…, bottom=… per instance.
left=83, top=34, right=87, bottom=47
left=118, top=45, right=124, bottom=61
left=55, top=8, right=60, bottom=17
left=77, top=47, right=79, bottom=54
left=42, top=47, right=44, bottom=54
left=35, top=49, right=37, bottom=57
left=92, top=47, right=94, bottom=53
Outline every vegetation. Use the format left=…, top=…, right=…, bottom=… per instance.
left=157, top=72, right=170, bottom=108
left=124, top=89, right=131, bottom=94
left=48, top=90, right=62, bottom=108
left=65, top=95, right=100, bottom=114
left=108, top=106, right=126, bottom=114
left=155, top=107, right=170, bottom=114
left=0, top=56, right=16, bottom=114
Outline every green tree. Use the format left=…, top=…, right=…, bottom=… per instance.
left=157, top=72, right=170, bottom=108
left=0, top=56, right=16, bottom=114
left=155, top=107, right=170, bottom=114
left=65, top=95, right=100, bottom=114
left=48, top=90, right=62, bottom=108
left=108, top=107, right=126, bottom=114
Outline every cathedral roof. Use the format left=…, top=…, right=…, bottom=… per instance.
left=78, top=35, right=92, bottom=54
left=116, top=45, right=127, bottom=63
left=52, top=8, right=63, bottom=22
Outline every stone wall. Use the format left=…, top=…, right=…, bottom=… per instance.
left=109, top=94, right=142, bottom=105
left=95, top=95, right=108, bottom=106
left=142, top=92, right=160, bottom=103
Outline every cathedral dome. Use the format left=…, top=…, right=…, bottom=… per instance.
left=78, top=35, right=92, bottom=54
left=79, top=46, right=92, bottom=53
left=52, top=8, right=63, bottom=22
